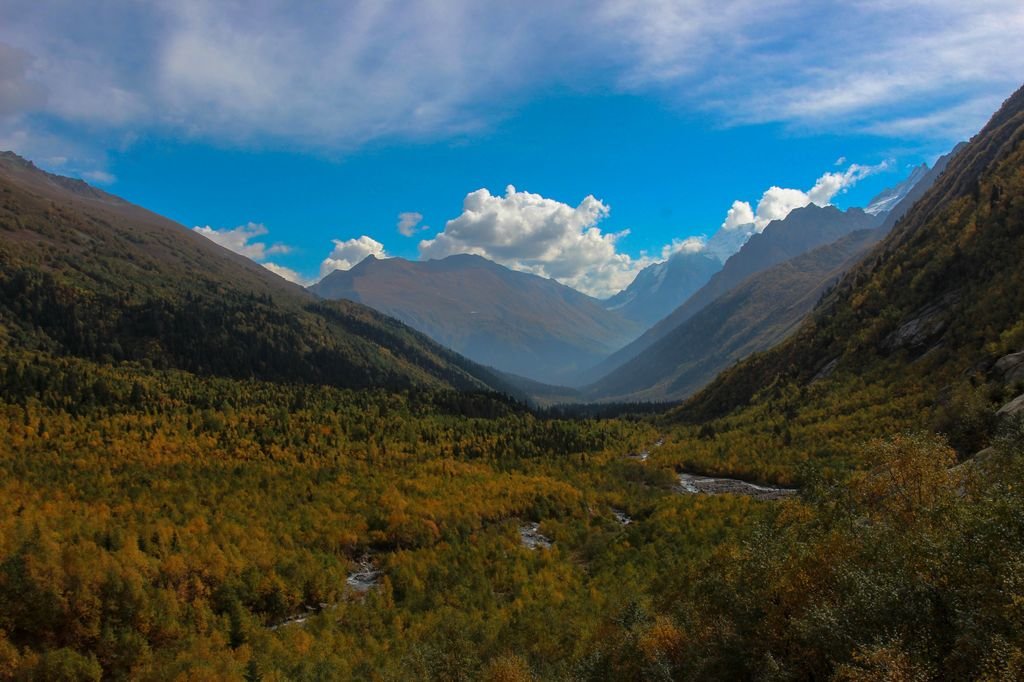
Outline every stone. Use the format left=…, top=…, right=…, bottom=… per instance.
left=995, top=351, right=1024, bottom=385
left=997, top=393, right=1024, bottom=417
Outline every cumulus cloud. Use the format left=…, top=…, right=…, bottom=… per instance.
left=262, top=262, right=309, bottom=286
left=418, top=185, right=652, bottom=298
left=320, top=236, right=387, bottom=277
left=722, top=161, right=887, bottom=233
left=192, top=222, right=291, bottom=261
left=721, top=200, right=755, bottom=231
left=397, top=211, right=426, bottom=237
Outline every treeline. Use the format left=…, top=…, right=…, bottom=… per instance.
left=0, top=260, right=506, bottom=394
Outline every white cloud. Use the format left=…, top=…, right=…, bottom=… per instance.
left=698, top=1, right=1024, bottom=136
left=192, top=222, right=291, bottom=261
left=807, top=162, right=889, bottom=206
left=724, top=161, right=887, bottom=233
left=413, top=188, right=713, bottom=297
left=262, top=261, right=309, bottom=286
left=1, top=1, right=1020, bottom=162
left=419, top=185, right=673, bottom=298
left=703, top=160, right=887, bottom=262
left=751, top=186, right=818, bottom=230
left=320, top=235, right=387, bottom=277
left=81, top=169, right=115, bottom=185
left=397, top=211, right=426, bottom=237
left=663, top=236, right=705, bottom=257
left=721, top=200, right=755, bottom=231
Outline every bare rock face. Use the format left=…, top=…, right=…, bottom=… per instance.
left=997, top=393, right=1024, bottom=417
left=994, top=351, right=1024, bottom=385
left=882, top=302, right=948, bottom=352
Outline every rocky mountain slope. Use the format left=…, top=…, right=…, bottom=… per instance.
left=601, top=250, right=721, bottom=328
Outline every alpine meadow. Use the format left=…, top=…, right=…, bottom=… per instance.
left=2, top=3, right=1024, bottom=680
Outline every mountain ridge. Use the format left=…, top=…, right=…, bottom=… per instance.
left=0, top=151, right=517, bottom=396
left=677, top=83, right=1024, bottom=425
left=602, top=250, right=721, bottom=328
left=310, top=252, right=642, bottom=384
left=586, top=203, right=882, bottom=381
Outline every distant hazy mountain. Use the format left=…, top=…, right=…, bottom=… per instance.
left=310, top=254, right=642, bottom=384
left=585, top=228, right=882, bottom=402
left=865, top=163, right=930, bottom=215
left=583, top=145, right=961, bottom=403
left=602, top=250, right=721, bottom=328
left=590, top=204, right=882, bottom=378
left=704, top=222, right=758, bottom=263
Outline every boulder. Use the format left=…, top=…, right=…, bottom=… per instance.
left=882, top=302, right=947, bottom=352
left=997, top=393, right=1024, bottom=417
left=994, top=351, right=1024, bottom=385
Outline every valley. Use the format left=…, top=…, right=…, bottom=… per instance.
left=0, top=11, right=1022, bottom=678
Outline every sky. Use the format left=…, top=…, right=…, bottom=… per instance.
left=1, top=1, right=1022, bottom=297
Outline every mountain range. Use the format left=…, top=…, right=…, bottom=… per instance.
left=0, top=151, right=515, bottom=396
left=310, top=253, right=641, bottom=384
left=681, top=84, right=1024, bottom=427
left=581, top=150, right=960, bottom=402
left=582, top=203, right=883, bottom=383
left=601, top=250, right=722, bottom=328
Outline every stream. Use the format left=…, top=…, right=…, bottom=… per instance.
left=346, top=555, right=382, bottom=591
left=677, top=473, right=796, bottom=500
left=519, top=522, right=553, bottom=549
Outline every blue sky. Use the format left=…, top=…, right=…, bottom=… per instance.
left=1, top=1, right=1022, bottom=296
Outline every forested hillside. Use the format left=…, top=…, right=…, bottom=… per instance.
left=0, top=153, right=512, bottom=395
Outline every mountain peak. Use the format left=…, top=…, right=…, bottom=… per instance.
left=0, top=150, right=122, bottom=204
left=0, top=150, right=36, bottom=171
left=309, top=252, right=641, bottom=384
left=865, top=163, right=930, bottom=215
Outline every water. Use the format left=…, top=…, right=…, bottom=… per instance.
left=519, top=522, right=552, bottom=549
left=677, top=473, right=796, bottom=500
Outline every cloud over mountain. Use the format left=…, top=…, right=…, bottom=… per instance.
left=418, top=185, right=666, bottom=298
left=260, top=262, right=308, bottom=285
left=320, top=236, right=387, bottom=276
left=705, top=161, right=887, bottom=261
